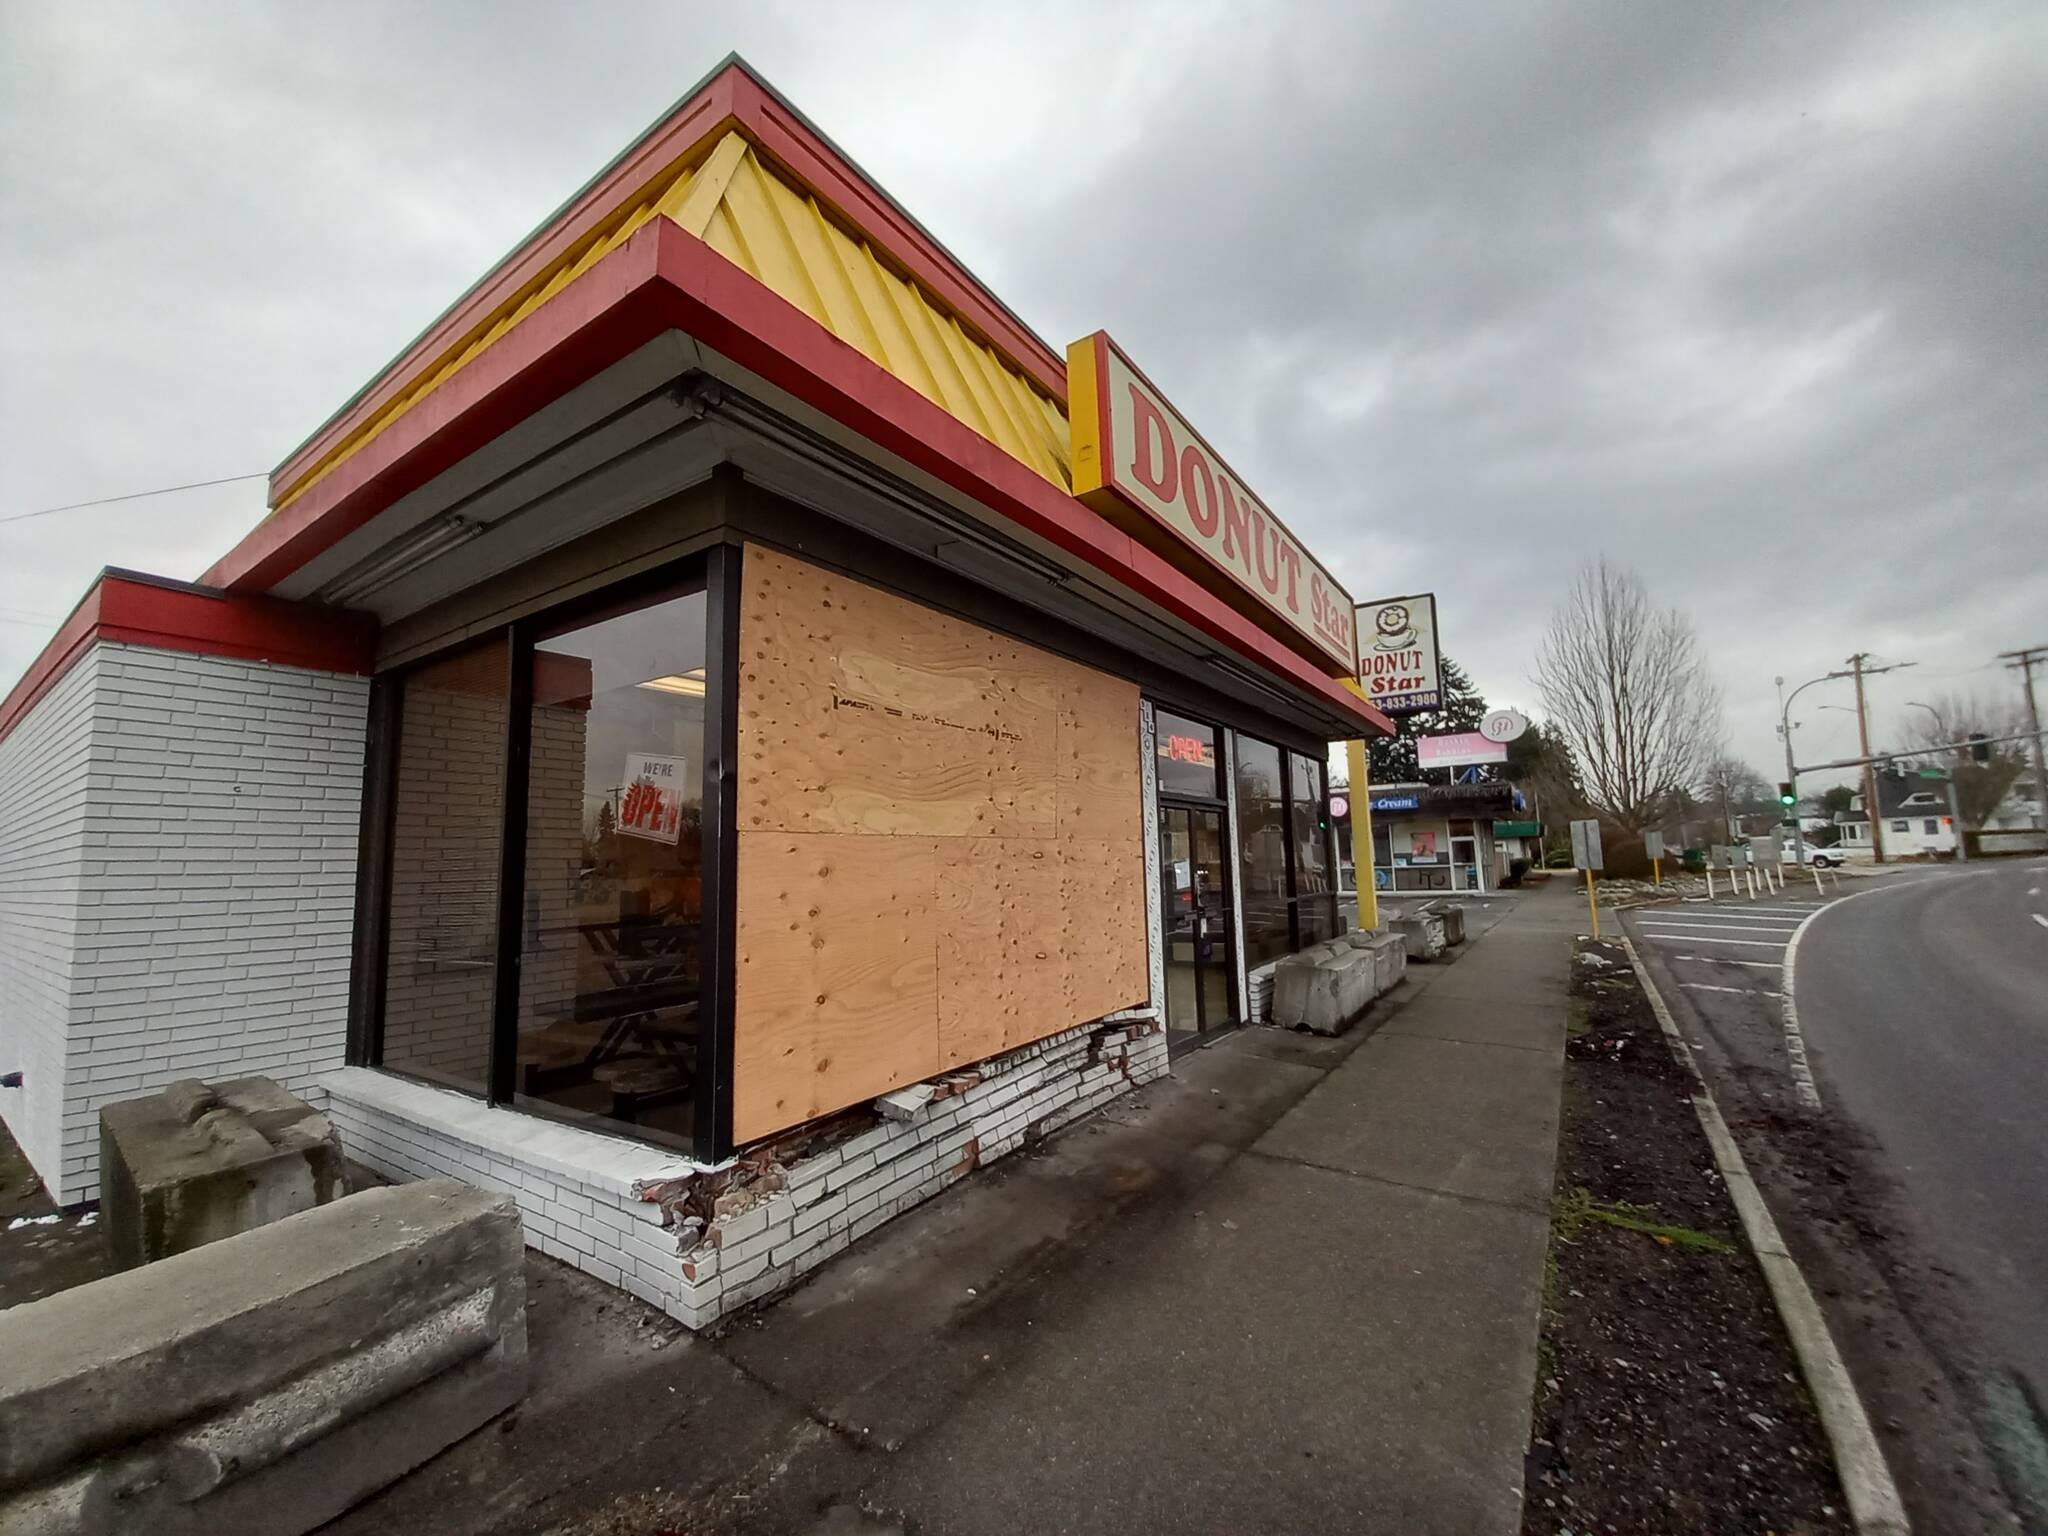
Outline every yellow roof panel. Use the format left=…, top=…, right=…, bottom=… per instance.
left=273, top=127, right=1073, bottom=516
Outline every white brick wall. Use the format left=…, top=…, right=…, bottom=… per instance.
left=0, top=651, right=100, bottom=1192
left=323, top=1010, right=1169, bottom=1330
left=672, top=1015, right=1171, bottom=1323
left=0, top=643, right=370, bottom=1204
left=323, top=1065, right=698, bottom=1310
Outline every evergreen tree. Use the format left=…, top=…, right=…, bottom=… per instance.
left=1367, top=656, right=1488, bottom=784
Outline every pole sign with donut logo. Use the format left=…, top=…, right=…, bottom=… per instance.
left=1353, top=592, right=1442, bottom=714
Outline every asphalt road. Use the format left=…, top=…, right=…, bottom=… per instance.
left=1625, top=864, right=2048, bottom=1529
left=1794, top=860, right=2048, bottom=1494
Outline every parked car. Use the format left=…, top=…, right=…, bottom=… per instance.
left=1780, top=839, right=1845, bottom=868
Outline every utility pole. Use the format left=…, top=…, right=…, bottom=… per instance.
left=1850, top=653, right=1883, bottom=864
left=2000, top=644, right=2048, bottom=832
left=1845, top=654, right=1916, bottom=865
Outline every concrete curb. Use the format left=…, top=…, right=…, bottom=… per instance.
left=1618, top=933, right=1910, bottom=1536
left=1779, top=907, right=1828, bottom=1111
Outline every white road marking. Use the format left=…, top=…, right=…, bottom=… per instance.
left=1671, top=955, right=1782, bottom=968
left=1637, top=931, right=1790, bottom=947
left=2033, top=913, right=2048, bottom=930
left=1646, top=921, right=1810, bottom=933
left=1681, top=982, right=1783, bottom=997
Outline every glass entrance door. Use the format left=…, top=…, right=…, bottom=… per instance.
left=1159, top=803, right=1236, bottom=1046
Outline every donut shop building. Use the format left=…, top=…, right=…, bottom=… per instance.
left=0, top=58, right=1389, bottom=1325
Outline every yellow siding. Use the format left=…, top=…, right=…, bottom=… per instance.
left=275, top=130, right=1073, bottom=515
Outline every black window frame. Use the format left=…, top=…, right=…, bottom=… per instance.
left=348, top=541, right=742, bottom=1163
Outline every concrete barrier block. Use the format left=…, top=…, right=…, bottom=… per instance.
left=0, top=1180, right=526, bottom=1535
left=1271, top=951, right=1379, bottom=1035
left=1430, top=904, right=1467, bottom=945
left=100, top=1077, right=348, bottom=1271
left=1388, top=914, right=1445, bottom=961
left=1365, top=934, right=1408, bottom=992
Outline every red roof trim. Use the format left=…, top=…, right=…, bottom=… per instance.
left=0, top=585, right=104, bottom=748
left=0, top=576, right=377, bottom=747
left=204, top=220, right=1386, bottom=737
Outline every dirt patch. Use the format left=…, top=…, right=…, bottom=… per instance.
left=1521, top=939, right=1849, bottom=1534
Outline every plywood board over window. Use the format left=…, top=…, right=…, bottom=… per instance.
left=733, top=545, right=1146, bottom=1141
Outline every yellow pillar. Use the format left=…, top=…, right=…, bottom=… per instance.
left=1346, top=737, right=1378, bottom=932
left=1340, top=678, right=1379, bottom=932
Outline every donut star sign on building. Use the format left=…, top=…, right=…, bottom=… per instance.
left=1068, top=332, right=1358, bottom=674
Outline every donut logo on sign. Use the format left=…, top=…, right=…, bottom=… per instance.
left=1480, top=709, right=1529, bottom=744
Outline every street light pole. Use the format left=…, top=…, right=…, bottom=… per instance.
left=1778, top=669, right=1851, bottom=866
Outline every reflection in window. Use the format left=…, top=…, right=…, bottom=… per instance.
left=381, top=642, right=508, bottom=1093
left=1233, top=734, right=1339, bottom=962
left=1234, top=737, right=1291, bottom=965
left=514, top=589, right=708, bottom=1148
left=1290, top=753, right=1336, bottom=945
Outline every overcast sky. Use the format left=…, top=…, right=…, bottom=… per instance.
left=4, top=2, right=2044, bottom=785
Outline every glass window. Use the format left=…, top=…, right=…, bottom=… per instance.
left=1233, top=735, right=1338, bottom=962
left=1156, top=711, right=1221, bottom=799
left=380, top=641, right=509, bottom=1093
left=1288, top=752, right=1337, bottom=942
left=1371, top=822, right=1393, bottom=868
left=1234, top=736, right=1291, bottom=965
left=514, top=589, right=708, bottom=1148
left=1923, top=818, right=1938, bottom=834
left=1890, top=819, right=1908, bottom=832
left=1290, top=754, right=1330, bottom=897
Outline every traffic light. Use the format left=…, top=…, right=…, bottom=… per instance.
left=1777, top=782, right=1796, bottom=809
left=1968, top=732, right=1991, bottom=765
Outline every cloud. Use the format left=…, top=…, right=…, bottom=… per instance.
left=3, top=1, right=2042, bottom=785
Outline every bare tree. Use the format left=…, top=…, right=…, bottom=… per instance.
left=1697, top=750, right=1773, bottom=839
left=1534, top=558, right=1724, bottom=834
left=1896, top=689, right=2025, bottom=829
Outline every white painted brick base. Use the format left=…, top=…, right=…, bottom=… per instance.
left=323, top=1011, right=1168, bottom=1329
left=1247, top=961, right=1279, bottom=1023
left=321, top=1067, right=712, bottom=1321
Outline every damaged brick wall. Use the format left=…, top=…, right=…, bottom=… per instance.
left=633, top=1011, right=1168, bottom=1326
left=323, top=1007, right=1165, bottom=1332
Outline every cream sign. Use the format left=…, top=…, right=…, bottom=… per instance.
left=1068, top=332, right=1357, bottom=673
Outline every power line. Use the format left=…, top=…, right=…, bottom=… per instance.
left=0, top=472, right=268, bottom=526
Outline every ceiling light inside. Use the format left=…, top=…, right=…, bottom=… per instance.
left=638, top=668, right=706, bottom=697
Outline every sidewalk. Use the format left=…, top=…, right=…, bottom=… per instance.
left=333, top=885, right=1576, bottom=1536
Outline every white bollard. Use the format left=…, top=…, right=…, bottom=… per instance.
left=1706, top=868, right=1717, bottom=900
left=1812, top=864, right=1824, bottom=895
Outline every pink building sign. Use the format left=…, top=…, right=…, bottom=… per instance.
left=1416, top=731, right=1508, bottom=769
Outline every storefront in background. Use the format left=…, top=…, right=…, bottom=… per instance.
left=0, top=59, right=1387, bottom=1327
left=1335, top=782, right=1513, bottom=894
